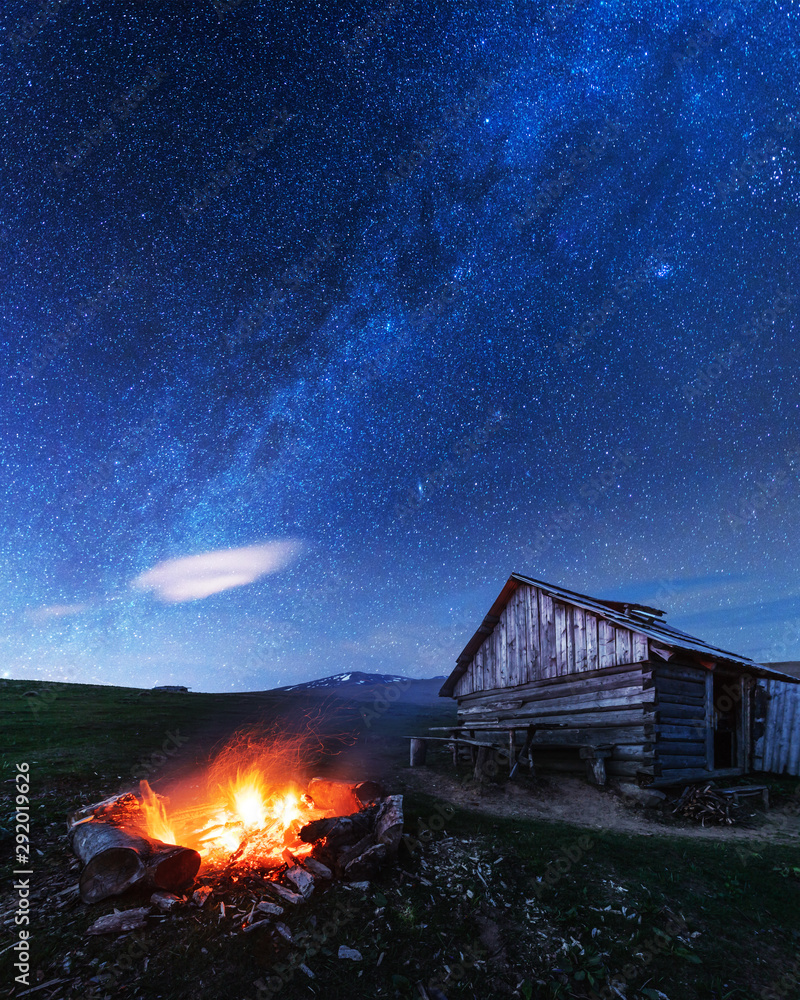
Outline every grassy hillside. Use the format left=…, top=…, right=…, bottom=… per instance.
left=1, top=677, right=799, bottom=1000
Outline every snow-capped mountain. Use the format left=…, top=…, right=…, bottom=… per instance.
left=278, top=671, right=413, bottom=691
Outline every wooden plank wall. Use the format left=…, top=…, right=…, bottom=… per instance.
left=753, top=678, right=800, bottom=776
left=455, top=662, right=656, bottom=778
left=453, top=583, right=649, bottom=698
left=651, top=663, right=709, bottom=781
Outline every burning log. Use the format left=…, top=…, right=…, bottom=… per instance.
left=67, top=758, right=403, bottom=913
left=300, top=806, right=377, bottom=849
left=298, top=796, right=404, bottom=880
left=69, top=791, right=142, bottom=828
left=306, top=777, right=385, bottom=814
left=69, top=821, right=201, bottom=904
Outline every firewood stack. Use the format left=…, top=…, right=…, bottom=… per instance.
left=67, top=778, right=404, bottom=911
left=299, top=794, right=405, bottom=881
left=672, top=784, right=736, bottom=825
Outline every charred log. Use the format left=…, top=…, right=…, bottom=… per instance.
left=69, top=822, right=200, bottom=903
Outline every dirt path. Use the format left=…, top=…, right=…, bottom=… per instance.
left=393, top=765, right=800, bottom=846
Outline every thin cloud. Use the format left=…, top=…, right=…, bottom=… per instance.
left=28, top=603, right=91, bottom=621
left=131, top=541, right=303, bottom=603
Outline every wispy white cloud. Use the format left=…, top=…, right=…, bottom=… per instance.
left=131, top=540, right=303, bottom=603
left=27, top=603, right=91, bottom=621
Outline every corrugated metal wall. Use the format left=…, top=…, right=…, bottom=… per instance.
left=753, top=678, right=800, bottom=776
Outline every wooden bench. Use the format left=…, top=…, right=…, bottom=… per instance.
left=406, top=729, right=615, bottom=786
left=716, top=785, right=770, bottom=809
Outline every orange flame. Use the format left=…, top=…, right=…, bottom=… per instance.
left=138, top=726, right=339, bottom=870
left=139, top=780, right=177, bottom=845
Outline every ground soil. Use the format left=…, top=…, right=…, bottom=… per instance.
left=354, top=735, right=800, bottom=845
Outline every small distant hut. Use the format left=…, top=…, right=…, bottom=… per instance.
left=437, top=573, right=800, bottom=785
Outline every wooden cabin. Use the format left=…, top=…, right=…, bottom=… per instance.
left=438, top=573, right=800, bottom=785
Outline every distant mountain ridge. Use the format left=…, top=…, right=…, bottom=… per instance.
left=273, top=671, right=450, bottom=708
left=278, top=671, right=430, bottom=691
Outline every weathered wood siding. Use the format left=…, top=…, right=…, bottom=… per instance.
left=753, top=678, right=800, bottom=776
left=455, top=662, right=656, bottom=778
left=650, top=663, right=709, bottom=781
left=453, top=583, right=649, bottom=697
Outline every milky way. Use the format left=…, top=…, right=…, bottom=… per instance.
left=2, top=1, right=799, bottom=690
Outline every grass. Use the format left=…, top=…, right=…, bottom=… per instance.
left=2, top=677, right=799, bottom=1000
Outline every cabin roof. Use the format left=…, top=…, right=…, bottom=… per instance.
left=440, top=573, right=800, bottom=697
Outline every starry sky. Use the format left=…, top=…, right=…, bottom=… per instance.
left=2, top=0, right=799, bottom=692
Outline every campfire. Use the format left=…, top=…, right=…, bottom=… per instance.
left=67, top=729, right=404, bottom=912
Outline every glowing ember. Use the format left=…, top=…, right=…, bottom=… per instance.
left=138, top=730, right=335, bottom=871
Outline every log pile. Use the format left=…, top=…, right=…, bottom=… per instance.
left=68, top=785, right=201, bottom=904
left=67, top=778, right=403, bottom=912
left=672, top=784, right=736, bottom=825
left=299, top=794, right=404, bottom=881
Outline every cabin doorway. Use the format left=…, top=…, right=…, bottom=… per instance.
left=711, top=674, right=739, bottom=769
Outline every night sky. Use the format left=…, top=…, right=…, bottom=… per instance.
left=2, top=0, right=799, bottom=692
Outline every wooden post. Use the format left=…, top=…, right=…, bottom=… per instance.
left=474, top=746, right=490, bottom=782
left=586, top=757, right=607, bottom=786
left=705, top=672, right=714, bottom=770
left=409, top=738, right=427, bottom=767
left=580, top=746, right=612, bottom=787
left=508, top=731, right=515, bottom=773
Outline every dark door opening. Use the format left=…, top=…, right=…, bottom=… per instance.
left=712, top=674, right=739, bottom=769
